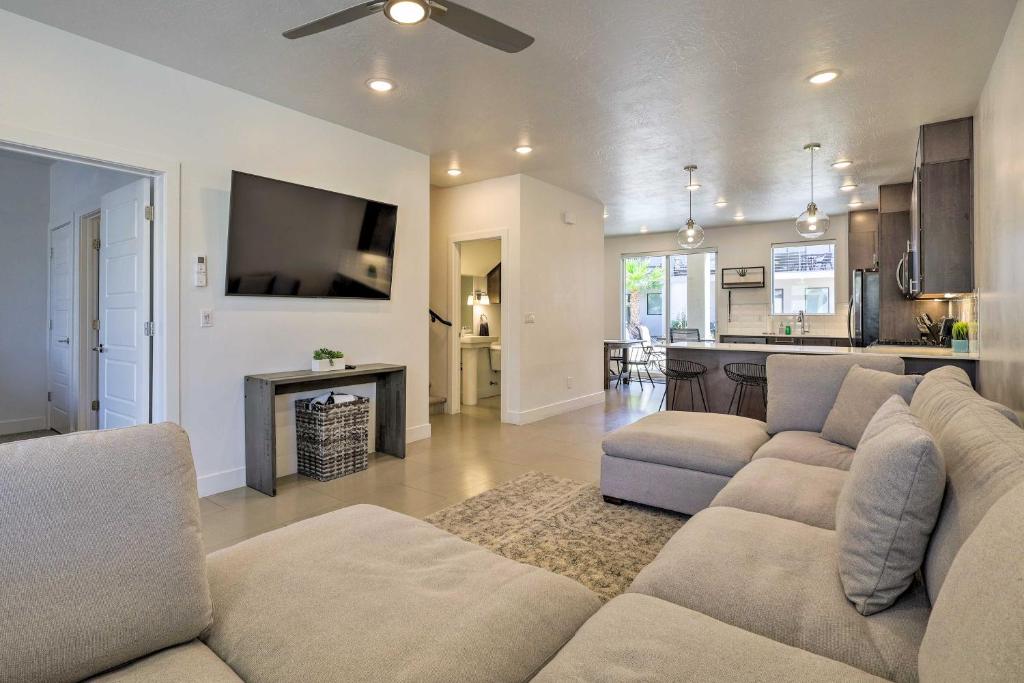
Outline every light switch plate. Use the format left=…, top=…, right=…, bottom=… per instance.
left=524, top=313, right=536, bottom=324
left=200, top=309, right=213, bottom=328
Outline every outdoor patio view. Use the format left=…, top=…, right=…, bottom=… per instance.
left=622, top=252, right=717, bottom=343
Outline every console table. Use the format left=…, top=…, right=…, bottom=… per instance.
left=244, top=363, right=406, bottom=496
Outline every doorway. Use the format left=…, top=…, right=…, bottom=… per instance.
left=1, top=145, right=160, bottom=443
left=449, top=236, right=506, bottom=421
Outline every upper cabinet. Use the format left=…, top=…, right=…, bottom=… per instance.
left=910, top=117, right=974, bottom=298
left=486, top=263, right=501, bottom=304
left=848, top=209, right=879, bottom=272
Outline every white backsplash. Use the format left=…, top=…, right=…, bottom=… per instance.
left=720, top=301, right=851, bottom=337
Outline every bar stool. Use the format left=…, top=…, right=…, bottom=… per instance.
left=659, top=358, right=709, bottom=411
left=724, top=362, right=767, bottom=415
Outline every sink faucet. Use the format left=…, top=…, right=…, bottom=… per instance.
left=796, top=310, right=809, bottom=334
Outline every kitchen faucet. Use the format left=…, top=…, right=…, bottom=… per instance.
left=796, top=310, right=809, bottom=334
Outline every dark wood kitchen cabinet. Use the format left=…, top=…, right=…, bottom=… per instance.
left=912, top=118, right=974, bottom=297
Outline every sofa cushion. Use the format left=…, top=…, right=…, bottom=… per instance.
left=602, top=411, right=769, bottom=476
left=0, top=425, right=212, bottom=683
left=910, top=369, right=1024, bottom=604
left=533, top=593, right=886, bottom=682
left=835, top=396, right=945, bottom=615
left=86, top=641, right=241, bottom=682
left=752, top=430, right=855, bottom=470
left=821, top=365, right=922, bottom=448
left=710, top=458, right=847, bottom=529
left=628, top=507, right=929, bottom=682
left=918, top=483, right=1024, bottom=682
left=601, top=454, right=731, bottom=515
left=919, top=365, right=1021, bottom=426
left=766, top=354, right=905, bottom=435
left=202, top=504, right=601, bottom=683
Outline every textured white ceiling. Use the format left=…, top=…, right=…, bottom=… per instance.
left=1, top=0, right=1014, bottom=234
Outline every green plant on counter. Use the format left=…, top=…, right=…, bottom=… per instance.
left=951, top=322, right=970, bottom=341
left=313, top=348, right=345, bottom=366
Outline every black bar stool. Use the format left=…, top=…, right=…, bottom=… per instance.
left=659, top=358, right=709, bottom=411
left=724, top=362, right=767, bottom=415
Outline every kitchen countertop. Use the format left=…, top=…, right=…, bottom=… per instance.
left=720, top=332, right=848, bottom=338
left=663, top=340, right=980, bottom=361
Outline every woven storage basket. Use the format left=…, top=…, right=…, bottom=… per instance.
left=294, top=395, right=370, bottom=481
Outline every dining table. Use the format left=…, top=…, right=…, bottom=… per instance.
left=603, top=339, right=640, bottom=389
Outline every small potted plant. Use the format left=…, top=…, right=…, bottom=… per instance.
left=312, top=347, right=345, bottom=371
left=951, top=322, right=970, bottom=354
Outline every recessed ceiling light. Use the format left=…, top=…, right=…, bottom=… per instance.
left=685, top=183, right=701, bottom=191
left=639, top=225, right=648, bottom=233
left=714, top=199, right=728, bottom=207
left=848, top=200, right=864, bottom=207
left=734, top=213, right=745, bottom=221
left=807, top=70, right=840, bottom=85
left=831, top=159, right=852, bottom=169
left=840, top=183, right=858, bottom=192
left=366, top=78, right=395, bottom=92
left=383, top=0, right=430, bottom=25
left=514, top=145, right=533, bottom=155
left=447, top=168, right=462, bottom=177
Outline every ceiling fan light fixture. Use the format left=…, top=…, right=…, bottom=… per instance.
left=383, top=0, right=430, bottom=25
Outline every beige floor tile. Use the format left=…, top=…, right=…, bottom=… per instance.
left=199, top=383, right=661, bottom=552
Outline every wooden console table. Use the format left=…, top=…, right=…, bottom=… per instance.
left=244, top=363, right=406, bottom=496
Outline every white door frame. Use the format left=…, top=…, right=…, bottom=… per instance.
left=448, top=229, right=512, bottom=423
left=0, top=124, right=181, bottom=425
left=75, top=209, right=101, bottom=430
left=46, top=218, right=75, bottom=432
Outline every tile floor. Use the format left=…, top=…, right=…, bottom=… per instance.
left=200, top=383, right=664, bottom=553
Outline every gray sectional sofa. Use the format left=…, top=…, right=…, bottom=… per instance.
left=2, top=355, right=1022, bottom=681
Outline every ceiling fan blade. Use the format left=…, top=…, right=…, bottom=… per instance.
left=283, top=1, right=384, bottom=39
left=430, top=0, right=534, bottom=53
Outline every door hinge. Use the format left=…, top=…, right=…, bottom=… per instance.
left=92, top=238, right=101, bottom=250
left=144, top=205, right=155, bottom=221
left=91, top=399, right=100, bottom=411
left=50, top=247, right=54, bottom=259
left=91, top=319, right=100, bottom=331
left=49, top=319, right=53, bottom=331
left=144, top=321, right=156, bottom=336
left=47, top=391, right=52, bottom=402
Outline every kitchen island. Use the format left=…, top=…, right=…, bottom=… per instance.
left=662, top=340, right=979, bottom=419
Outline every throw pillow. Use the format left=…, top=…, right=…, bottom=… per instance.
left=821, top=365, right=922, bottom=448
left=835, top=395, right=945, bottom=615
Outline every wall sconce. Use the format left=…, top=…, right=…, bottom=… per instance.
left=467, top=290, right=490, bottom=305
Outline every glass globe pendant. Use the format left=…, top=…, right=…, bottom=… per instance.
left=796, top=143, right=830, bottom=238
left=677, top=165, right=706, bottom=249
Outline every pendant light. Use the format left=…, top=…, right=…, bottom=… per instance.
left=796, top=143, right=830, bottom=238
left=677, top=165, right=705, bottom=249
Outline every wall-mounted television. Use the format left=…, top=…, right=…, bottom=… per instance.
left=225, top=171, right=398, bottom=299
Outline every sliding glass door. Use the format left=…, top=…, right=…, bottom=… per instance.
left=621, top=250, right=717, bottom=342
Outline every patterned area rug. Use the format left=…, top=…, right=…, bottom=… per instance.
left=425, top=471, right=687, bottom=600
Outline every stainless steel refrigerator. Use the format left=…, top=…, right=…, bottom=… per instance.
left=848, top=269, right=880, bottom=347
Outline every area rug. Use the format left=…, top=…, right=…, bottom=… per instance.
left=425, top=471, right=687, bottom=600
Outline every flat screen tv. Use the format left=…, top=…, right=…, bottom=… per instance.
left=225, top=171, right=398, bottom=299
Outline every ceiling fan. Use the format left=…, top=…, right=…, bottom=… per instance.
left=283, top=0, right=535, bottom=53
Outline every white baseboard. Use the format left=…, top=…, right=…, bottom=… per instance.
left=0, top=416, right=47, bottom=436
left=506, top=391, right=605, bottom=425
left=407, top=423, right=431, bottom=443
left=197, top=466, right=246, bottom=497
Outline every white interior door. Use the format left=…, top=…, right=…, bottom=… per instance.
left=47, top=221, right=74, bottom=433
left=97, top=178, right=152, bottom=429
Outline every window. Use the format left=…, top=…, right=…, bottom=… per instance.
left=770, top=241, right=836, bottom=315
left=621, top=251, right=717, bottom=342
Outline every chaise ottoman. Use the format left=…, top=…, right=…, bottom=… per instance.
left=601, top=411, right=770, bottom=514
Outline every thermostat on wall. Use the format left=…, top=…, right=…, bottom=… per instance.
left=194, top=256, right=208, bottom=287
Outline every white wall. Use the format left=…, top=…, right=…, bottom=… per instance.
left=430, top=174, right=604, bottom=423
left=974, top=0, right=1024, bottom=418
left=518, top=175, right=604, bottom=419
left=0, top=10, right=430, bottom=494
left=50, top=161, right=140, bottom=224
left=604, top=215, right=851, bottom=340
left=0, top=154, right=50, bottom=434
